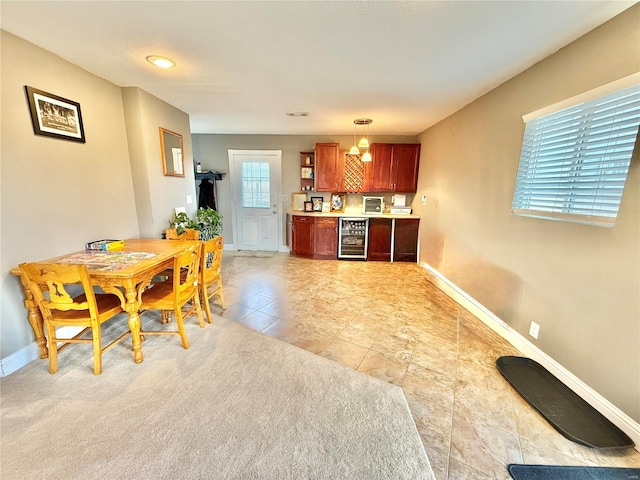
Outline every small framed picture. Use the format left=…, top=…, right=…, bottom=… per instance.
left=303, top=201, right=314, bottom=212
left=330, top=193, right=345, bottom=213
left=292, top=192, right=307, bottom=211
left=24, top=86, right=86, bottom=143
left=322, top=202, right=330, bottom=213
left=301, top=167, right=313, bottom=179
left=310, top=196, right=323, bottom=212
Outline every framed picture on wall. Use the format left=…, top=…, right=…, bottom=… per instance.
left=24, top=86, right=86, bottom=143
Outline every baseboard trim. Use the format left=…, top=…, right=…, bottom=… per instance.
left=0, top=343, right=38, bottom=377
left=419, top=261, right=640, bottom=451
left=0, top=326, right=84, bottom=377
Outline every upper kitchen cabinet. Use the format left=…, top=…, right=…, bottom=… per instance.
left=366, top=143, right=421, bottom=192
left=315, top=143, right=342, bottom=192
left=343, top=152, right=365, bottom=193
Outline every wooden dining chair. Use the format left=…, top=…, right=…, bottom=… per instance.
left=18, top=262, right=128, bottom=375
left=139, top=243, right=204, bottom=348
left=200, top=236, right=227, bottom=324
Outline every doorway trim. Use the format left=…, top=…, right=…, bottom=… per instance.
left=227, top=149, right=283, bottom=252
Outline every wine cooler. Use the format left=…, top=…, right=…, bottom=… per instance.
left=338, top=218, right=369, bottom=260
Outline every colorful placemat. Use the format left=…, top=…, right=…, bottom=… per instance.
left=57, top=251, right=157, bottom=271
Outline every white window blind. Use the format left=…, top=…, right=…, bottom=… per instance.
left=512, top=76, right=640, bottom=227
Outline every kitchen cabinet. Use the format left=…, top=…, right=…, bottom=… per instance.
left=342, top=152, right=365, bottom=193
left=291, top=215, right=314, bottom=258
left=393, top=218, right=419, bottom=262
left=367, top=143, right=421, bottom=193
left=300, top=151, right=315, bottom=192
left=315, top=143, right=342, bottom=192
left=313, top=217, right=338, bottom=259
left=367, top=218, right=392, bottom=262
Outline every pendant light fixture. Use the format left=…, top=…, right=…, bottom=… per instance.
left=349, top=121, right=360, bottom=155
left=354, top=118, right=372, bottom=161
left=349, top=118, right=373, bottom=157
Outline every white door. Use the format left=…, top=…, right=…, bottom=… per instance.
left=228, top=150, right=281, bottom=251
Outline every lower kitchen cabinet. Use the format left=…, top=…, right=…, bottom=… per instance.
left=291, top=215, right=314, bottom=258
left=393, top=218, right=419, bottom=262
left=290, top=214, right=419, bottom=262
left=368, top=218, right=392, bottom=261
left=313, top=217, right=338, bottom=259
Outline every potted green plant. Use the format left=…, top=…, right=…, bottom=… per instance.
left=194, top=207, right=223, bottom=237
left=167, top=208, right=223, bottom=240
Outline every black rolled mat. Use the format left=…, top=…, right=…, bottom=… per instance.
left=496, top=356, right=634, bottom=449
left=508, top=464, right=640, bottom=480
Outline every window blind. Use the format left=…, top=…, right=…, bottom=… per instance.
left=512, top=80, right=640, bottom=227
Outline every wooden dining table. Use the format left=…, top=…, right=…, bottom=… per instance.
left=12, top=238, right=200, bottom=364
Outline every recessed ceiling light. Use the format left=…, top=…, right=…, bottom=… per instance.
left=286, top=112, right=309, bottom=117
left=146, top=55, right=176, bottom=69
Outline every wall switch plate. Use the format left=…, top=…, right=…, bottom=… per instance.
left=529, top=321, right=540, bottom=339
left=421, top=195, right=426, bottom=205
left=186, top=195, right=193, bottom=205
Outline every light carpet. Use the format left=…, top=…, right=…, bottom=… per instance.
left=1, top=315, right=434, bottom=479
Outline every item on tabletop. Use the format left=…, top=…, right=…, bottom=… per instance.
left=85, top=239, right=124, bottom=251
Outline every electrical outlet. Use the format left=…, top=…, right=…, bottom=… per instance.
left=186, top=195, right=192, bottom=205
left=421, top=195, right=426, bottom=205
left=529, top=321, right=540, bottom=340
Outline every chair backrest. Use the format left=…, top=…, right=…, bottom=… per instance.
left=172, top=244, right=201, bottom=303
left=201, top=236, right=224, bottom=285
left=166, top=228, right=199, bottom=240
left=19, top=263, right=99, bottom=321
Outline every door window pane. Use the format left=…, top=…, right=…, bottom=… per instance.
left=242, top=162, right=270, bottom=208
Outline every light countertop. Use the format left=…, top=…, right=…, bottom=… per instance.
left=287, top=208, right=419, bottom=219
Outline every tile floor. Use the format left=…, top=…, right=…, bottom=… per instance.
left=213, top=252, right=640, bottom=480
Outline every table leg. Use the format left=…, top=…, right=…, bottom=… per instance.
left=124, top=287, right=144, bottom=364
left=18, top=274, right=48, bottom=358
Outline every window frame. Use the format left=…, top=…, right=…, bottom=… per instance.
left=511, top=73, right=640, bottom=228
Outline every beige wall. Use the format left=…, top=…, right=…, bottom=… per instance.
left=0, top=31, right=139, bottom=359
left=122, top=87, right=196, bottom=238
left=413, top=5, right=640, bottom=421
left=0, top=32, right=194, bottom=364
left=192, top=134, right=419, bottom=246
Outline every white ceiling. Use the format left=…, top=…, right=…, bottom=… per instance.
left=1, top=1, right=636, bottom=136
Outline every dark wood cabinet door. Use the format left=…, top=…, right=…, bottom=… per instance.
left=292, top=215, right=313, bottom=257
left=393, top=144, right=421, bottom=193
left=367, top=143, right=394, bottom=192
left=368, top=218, right=393, bottom=261
left=393, top=218, right=419, bottom=262
left=315, top=143, right=342, bottom=192
left=313, top=217, right=338, bottom=259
